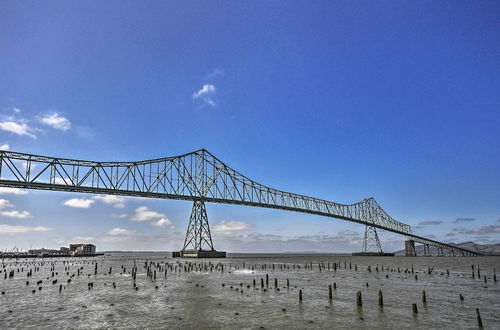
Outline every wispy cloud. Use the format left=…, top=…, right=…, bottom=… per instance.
left=419, top=220, right=443, bottom=225
left=454, top=217, right=475, bottom=223
left=94, top=195, right=126, bottom=208
left=193, top=84, right=217, bottom=107
left=0, top=199, right=14, bottom=209
left=39, top=112, right=71, bottom=131
left=63, top=198, right=95, bottom=208
left=465, top=225, right=500, bottom=236
left=0, top=187, right=28, bottom=195
left=453, top=227, right=466, bottom=233
left=0, top=210, right=31, bottom=218
left=204, top=68, right=225, bottom=81
left=212, top=220, right=253, bottom=235
left=107, top=228, right=136, bottom=236
left=338, top=230, right=360, bottom=236
left=0, top=121, right=36, bottom=139
left=0, top=144, right=9, bottom=150
left=111, top=213, right=128, bottom=219
left=0, top=224, right=50, bottom=234
left=213, top=232, right=369, bottom=253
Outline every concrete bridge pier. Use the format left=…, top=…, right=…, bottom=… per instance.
left=405, top=239, right=416, bottom=256
left=423, top=244, right=431, bottom=256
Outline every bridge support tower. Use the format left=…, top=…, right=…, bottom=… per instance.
left=352, top=225, right=394, bottom=256
left=173, top=201, right=226, bottom=258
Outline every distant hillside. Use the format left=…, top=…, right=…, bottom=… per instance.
left=394, top=242, right=500, bottom=255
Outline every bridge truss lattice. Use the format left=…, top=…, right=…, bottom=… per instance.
left=0, top=149, right=479, bottom=256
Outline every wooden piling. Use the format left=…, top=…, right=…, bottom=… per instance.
left=412, top=303, right=418, bottom=314
left=328, top=285, right=332, bottom=301
left=299, top=289, right=303, bottom=302
left=422, top=290, right=426, bottom=304
left=356, top=291, right=362, bottom=307
left=378, top=290, right=383, bottom=307
left=476, top=308, right=483, bottom=328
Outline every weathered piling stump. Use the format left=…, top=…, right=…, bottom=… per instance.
left=328, top=285, right=332, bottom=301
left=422, top=290, right=427, bottom=304
left=299, top=289, right=303, bottom=302
left=476, top=308, right=483, bottom=328
left=378, top=290, right=383, bottom=307
left=412, top=303, right=418, bottom=314
left=356, top=291, right=362, bottom=307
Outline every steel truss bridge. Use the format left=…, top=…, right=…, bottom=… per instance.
left=0, top=149, right=480, bottom=257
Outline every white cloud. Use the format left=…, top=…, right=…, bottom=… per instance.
left=13, top=107, right=21, bottom=113
left=0, top=210, right=31, bottom=218
left=39, top=113, right=71, bottom=131
left=131, top=206, right=165, bottom=222
left=152, top=218, right=174, bottom=229
left=94, top=195, right=126, bottom=208
left=212, top=220, right=253, bottom=235
left=54, top=178, right=72, bottom=185
left=112, top=213, right=128, bottom=219
left=0, top=121, right=36, bottom=139
left=63, top=198, right=95, bottom=208
left=0, top=224, right=50, bottom=234
left=0, top=187, right=28, bottom=195
left=192, top=84, right=216, bottom=107
left=107, top=228, right=136, bottom=236
left=0, top=144, right=9, bottom=150
left=0, top=199, right=14, bottom=209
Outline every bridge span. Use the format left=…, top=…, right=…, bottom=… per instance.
left=0, top=149, right=480, bottom=257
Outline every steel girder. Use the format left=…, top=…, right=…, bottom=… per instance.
left=0, top=149, right=481, bottom=256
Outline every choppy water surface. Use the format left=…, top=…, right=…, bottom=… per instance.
left=1, top=253, right=499, bottom=329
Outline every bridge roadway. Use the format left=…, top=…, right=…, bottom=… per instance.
left=0, top=149, right=480, bottom=256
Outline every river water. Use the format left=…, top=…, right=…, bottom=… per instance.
left=1, top=253, right=499, bottom=329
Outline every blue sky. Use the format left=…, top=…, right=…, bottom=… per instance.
left=0, top=1, right=498, bottom=252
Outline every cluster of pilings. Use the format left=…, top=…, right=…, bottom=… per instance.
left=0, top=257, right=496, bottom=328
